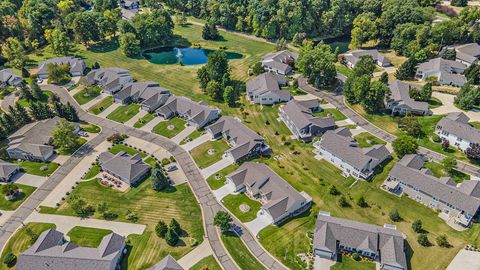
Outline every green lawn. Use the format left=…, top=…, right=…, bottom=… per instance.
left=80, top=123, right=101, bottom=133
left=314, top=108, right=347, bottom=121
left=470, top=121, right=480, bottom=130
left=88, top=96, right=113, bottom=115
left=152, top=117, right=187, bottom=138
left=0, top=184, right=36, bottom=211
left=18, top=161, right=59, bottom=176
left=335, top=64, right=353, bottom=77
left=107, top=103, right=140, bottom=123
left=424, top=161, right=470, bottom=183
left=43, top=179, right=203, bottom=270
left=330, top=254, right=375, bottom=270
left=354, top=132, right=386, bottom=148
left=0, top=222, right=56, bottom=270
left=57, top=137, right=87, bottom=155
left=189, top=255, right=222, bottom=270
left=17, top=90, right=53, bottom=107
left=67, top=226, right=112, bottom=247
left=73, top=86, right=102, bottom=105
left=206, top=164, right=239, bottom=190
left=133, top=113, right=156, bottom=128
left=82, top=164, right=101, bottom=180
left=428, top=97, right=443, bottom=109
left=190, top=140, right=230, bottom=169
left=180, top=129, right=204, bottom=145
left=222, top=194, right=262, bottom=222
left=221, top=231, right=266, bottom=270
left=109, top=143, right=147, bottom=158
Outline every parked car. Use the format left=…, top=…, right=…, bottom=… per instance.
left=166, top=165, right=177, bottom=172
left=78, top=131, right=89, bottom=137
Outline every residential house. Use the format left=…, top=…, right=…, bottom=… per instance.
left=0, top=160, right=19, bottom=182
left=279, top=99, right=336, bottom=141
left=7, top=117, right=80, bottom=161
left=454, top=43, right=480, bottom=66
left=148, top=255, right=183, bottom=270
left=226, top=162, right=311, bottom=224
left=17, top=229, right=125, bottom=270
left=246, top=72, right=291, bottom=105
left=343, top=49, right=391, bottom=68
left=98, top=151, right=150, bottom=186
left=156, top=96, right=220, bottom=128
left=114, top=81, right=171, bottom=112
left=261, top=50, right=298, bottom=75
left=121, top=8, right=138, bottom=20
left=415, top=58, right=467, bottom=86
left=383, top=154, right=480, bottom=227
left=314, top=128, right=390, bottom=180
left=0, top=69, right=22, bottom=86
left=120, top=0, right=139, bottom=9
left=82, top=67, right=133, bottom=94
left=206, top=116, right=270, bottom=162
left=386, top=80, right=431, bottom=116
left=436, top=112, right=480, bottom=152
left=37, top=56, right=86, bottom=79
left=313, top=212, right=407, bottom=270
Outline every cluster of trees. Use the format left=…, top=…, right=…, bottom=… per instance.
left=202, top=22, right=220, bottom=40
left=454, top=83, right=480, bottom=110
left=297, top=42, right=337, bottom=88
left=51, top=119, right=80, bottom=153
left=155, top=218, right=183, bottom=246
left=410, top=82, right=432, bottom=102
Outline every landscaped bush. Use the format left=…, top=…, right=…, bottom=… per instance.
left=431, top=134, right=441, bottom=143
left=161, top=158, right=171, bottom=165
left=3, top=252, right=16, bottom=266
left=352, top=253, right=361, bottom=261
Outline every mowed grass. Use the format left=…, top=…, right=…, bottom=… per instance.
left=109, top=143, right=147, bottom=158
left=354, top=132, right=386, bottom=148
left=89, top=96, right=113, bottom=115
left=330, top=254, right=375, bottom=270
left=206, top=164, right=239, bottom=190
left=314, top=108, right=347, bottom=121
left=73, top=85, right=102, bottom=105
left=424, top=161, right=470, bottom=183
left=17, top=90, right=53, bottom=107
left=67, top=226, right=112, bottom=247
left=221, top=231, right=267, bottom=270
left=107, top=103, right=140, bottom=123
left=0, top=222, right=56, bottom=270
left=190, top=139, right=230, bottom=169
left=190, top=255, right=222, bottom=270
left=133, top=113, right=156, bottom=128
left=179, top=129, right=204, bottom=145
left=222, top=193, right=262, bottom=222
left=0, top=184, right=36, bottom=211
left=82, top=164, right=101, bottom=180
left=17, top=161, right=59, bottom=176
left=152, top=117, right=186, bottom=138
left=46, top=179, right=203, bottom=270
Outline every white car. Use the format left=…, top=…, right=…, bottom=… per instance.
left=166, top=165, right=177, bottom=172
left=36, top=78, right=43, bottom=83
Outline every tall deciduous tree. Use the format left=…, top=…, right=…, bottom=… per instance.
left=1, top=37, right=25, bottom=68
left=362, top=81, right=388, bottom=113
left=119, top=32, right=140, bottom=57
left=297, top=43, right=337, bottom=88
left=52, top=119, right=79, bottom=151
left=350, top=12, right=377, bottom=49
left=392, top=135, right=418, bottom=157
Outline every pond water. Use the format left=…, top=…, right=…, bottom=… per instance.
left=143, top=47, right=243, bottom=65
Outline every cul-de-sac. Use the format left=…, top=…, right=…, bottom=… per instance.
left=1, top=0, right=480, bottom=270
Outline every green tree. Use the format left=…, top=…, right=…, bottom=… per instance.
left=202, top=22, right=220, bottom=40
left=47, top=64, right=71, bottom=85
left=399, top=115, right=421, bottom=137
left=436, top=234, right=450, bottom=247
left=131, top=9, right=174, bottom=47
left=119, top=32, right=140, bottom=57
left=389, top=209, right=401, bottom=222
left=412, top=219, right=423, bottom=233
left=155, top=220, right=168, bottom=238
left=175, top=12, right=187, bottom=26
left=350, top=12, right=378, bottom=49
left=338, top=196, right=349, bottom=207
left=197, top=66, right=210, bottom=91
left=51, top=119, right=80, bottom=152
left=451, top=0, right=468, bottom=7
left=96, top=202, right=108, bottom=213
left=356, top=196, right=368, bottom=208
left=151, top=168, right=169, bottom=191
left=328, top=184, right=339, bottom=195
left=64, top=102, right=79, bottom=122
left=206, top=80, right=222, bottom=101
left=214, top=211, right=232, bottom=231
left=2, top=183, right=18, bottom=196
left=465, top=64, right=480, bottom=84
left=343, top=74, right=371, bottom=104
left=297, top=43, right=337, bottom=88
left=50, top=29, right=72, bottom=55
left=454, top=84, right=480, bottom=110
left=206, top=51, right=229, bottom=83
left=165, top=228, right=179, bottom=246
left=12, top=103, right=31, bottom=125
left=441, top=157, right=457, bottom=175
left=169, top=218, right=182, bottom=235
left=392, top=135, right=418, bottom=157
left=223, top=86, right=236, bottom=107
left=362, top=81, right=387, bottom=113
left=353, top=56, right=376, bottom=77
left=1, top=37, right=25, bottom=68
left=395, top=56, right=418, bottom=80
left=251, top=62, right=264, bottom=76
left=417, top=233, right=430, bottom=247
left=380, top=72, right=389, bottom=84
left=72, top=12, right=101, bottom=45
left=29, top=80, right=43, bottom=101
left=2, top=252, right=16, bottom=266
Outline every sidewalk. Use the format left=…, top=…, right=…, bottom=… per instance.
left=178, top=240, right=213, bottom=269
left=124, top=110, right=148, bottom=127
left=140, top=117, right=164, bottom=132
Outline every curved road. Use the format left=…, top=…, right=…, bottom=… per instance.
left=299, top=77, right=480, bottom=177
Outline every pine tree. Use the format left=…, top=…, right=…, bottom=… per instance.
left=1, top=113, right=16, bottom=133
left=29, top=102, right=42, bottom=120
left=165, top=228, right=179, bottom=246
left=151, top=168, right=169, bottom=191
left=14, top=103, right=31, bottom=125
left=53, top=102, right=65, bottom=117
left=65, top=102, right=79, bottom=122
left=30, top=80, right=43, bottom=101
left=155, top=220, right=168, bottom=238
left=19, top=85, right=33, bottom=101
left=169, top=218, right=182, bottom=235
left=395, top=57, right=418, bottom=80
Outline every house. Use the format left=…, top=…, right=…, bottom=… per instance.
left=82, top=67, right=133, bottom=94
left=279, top=99, right=336, bottom=141
left=436, top=112, right=480, bottom=152
left=454, top=43, right=480, bottom=66
left=226, top=162, right=311, bottom=224
left=0, top=160, right=19, bottom=182
left=156, top=96, right=220, bottom=128
left=120, top=0, right=139, bottom=9
left=415, top=58, right=467, bottom=86
left=0, top=69, right=22, bottom=86
left=386, top=80, right=431, bottom=116
left=246, top=72, right=291, bottom=105
left=114, top=81, right=170, bottom=112
left=98, top=151, right=150, bottom=186
left=148, top=255, right=183, bottom=270
left=261, top=50, right=298, bottom=75
left=17, top=229, right=125, bottom=270
left=121, top=8, right=138, bottom=20
left=314, top=128, right=390, bottom=180
left=37, top=56, right=86, bottom=79
left=343, top=49, right=391, bottom=68
left=383, top=154, right=480, bottom=227
left=313, top=212, right=407, bottom=270
left=206, top=116, right=270, bottom=162
left=7, top=117, right=80, bottom=161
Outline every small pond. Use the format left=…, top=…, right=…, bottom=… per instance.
left=143, top=47, right=243, bottom=65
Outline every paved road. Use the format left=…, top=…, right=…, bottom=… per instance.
left=0, top=91, right=17, bottom=112
left=299, top=78, right=480, bottom=178
left=43, top=85, right=288, bottom=270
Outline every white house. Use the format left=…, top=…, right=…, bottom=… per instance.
left=246, top=72, right=291, bottom=105
left=343, top=49, right=391, bottom=68
left=261, top=50, right=298, bottom=75
left=415, top=58, right=467, bottom=87
left=436, top=112, right=480, bottom=151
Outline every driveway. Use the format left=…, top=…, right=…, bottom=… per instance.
left=335, top=118, right=355, bottom=127
left=11, top=173, right=47, bottom=188
left=373, top=66, right=397, bottom=77
left=446, top=249, right=480, bottom=270
left=139, top=116, right=164, bottom=132
left=244, top=211, right=271, bottom=236
left=182, top=134, right=211, bottom=151
left=97, top=102, right=121, bottom=117
left=178, top=240, right=214, bottom=269
left=171, top=126, right=196, bottom=144
left=124, top=110, right=148, bottom=127
left=80, top=93, right=108, bottom=110
left=201, top=156, right=234, bottom=178
left=313, top=255, right=336, bottom=270
left=212, top=183, right=233, bottom=200
left=431, top=92, right=480, bottom=121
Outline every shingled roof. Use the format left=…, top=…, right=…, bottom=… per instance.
left=344, top=49, right=390, bottom=66
left=417, top=58, right=467, bottom=85
left=156, top=96, right=219, bottom=127
left=0, top=69, right=21, bottom=86
left=246, top=72, right=290, bottom=100
left=455, top=43, right=480, bottom=64
left=38, top=56, right=85, bottom=76
left=0, top=159, right=19, bottom=180
left=281, top=99, right=335, bottom=130
left=114, top=81, right=170, bottom=110
left=387, top=80, right=430, bottom=113
left=437, top=112, right=480, bottom=144
left=98, top=151, right=150, bottom=184
left=83, top=67, right=132, bottom=89
left=148, top=255, right=184, bottom=270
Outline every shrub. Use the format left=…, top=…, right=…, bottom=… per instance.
left=356, top=196, right=368, bottom=208
left=417, top=233, right=430, bottom=247
left=412, top=219, right=423, bottom=233
left=2, top=252, right=16, bottom=266
left=338, top=196, right=349, bottom=207
left=436, top=234, right=449, bottom=247
left=165, top=228, right=179, bottom=246
left=328, top=185, right=339, bottom=195
left=352, top=253, right=360, bottom=261
left=389, top=209, right=400, bottom=222
left=431, top=134, right=441, bottom=143
left=155, top=220, right=168, bottom=238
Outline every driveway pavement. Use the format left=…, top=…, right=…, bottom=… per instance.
left=313, top=255, right=336, bottom=270
left=25, top=212, right=146, bottom=237
left=0, top=211, right=15, bottom=227
left=244, top=212, right=271, bottom=236
left=182, top=134, right=211, bottom=151
left=124, top=110, right=148, bottom=127
left=11, top=173, right=47, bottom=188
left=212, top=183, right=233, bottom=200
left=97, top=102, right=121, bottom=117
left=373, top=66, right=397, bottom=77
left=446, top=249, right=480, bottom=270
left=431, top=92, right=480, bottom=121
left=335, top=118, right=355, bottom=127
left=139, top=116, right=164, bottom=132
left=171, top=126, right=196, bottom=144
left=178, top=240, right=214, bottom=269
left=80, top=93, right=108, bottom=110
left=201, top=156, right=234, bottom=178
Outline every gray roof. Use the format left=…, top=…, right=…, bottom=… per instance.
left=156, top=96, right=219, bottom=127
left=455, top=43, right=480, bottom=64
left=98, top=151, right=150, bottom=183
left=115, top=81, right=170, bottom=109
left=437, top=112, right=480, bottom=144
left=314, top=214, right=407, bottom=269
left=83, top=67, right=132, bottom=89
left=388, top=80, right=430, bottom=112
left=0, top=69, right=21, bottom=85
left=417, top=58, right=467, bottom=84
left=227, top=162, right=308, bottom=220
left=246, top=72, right=291, bottom=100
left=206, top=116, right=265, bottom=161
left=458, top=180, right=480, bottom=198
left=281, top=99, right=335, bottom=130
left=319, top=128, right=390, bottom=171
left=389, top=154, right=480, bottom=215
left=121, top=8, right=138, bottom=20
left=17, top=229, right=125, bottom=270
left=0, top=159, right=19, bottom=179
left=261, top=50, right=298, bottom=73
left=148, top=255, right=184, bottom=270
left=38, top=56, right=86, bottom=76
left=345, top=49, right=390, bottom=66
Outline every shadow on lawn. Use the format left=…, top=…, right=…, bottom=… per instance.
left=88, top=40, right=120, bottom=53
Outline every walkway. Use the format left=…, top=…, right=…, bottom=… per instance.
left=178, top=240, right=214, bottom=269
left=25, top=212, right=146, bottom=237
left=171, top=125, right=196, bottom=144
left=97, top=102, right=121, bottom=117
left=182, top=134, right=211, bottom=151
left=140, top=116, right=164, bottom=132
left=80, top=93, right=108, bottom=110
left=124, top=110, right=148, bottom=127
left=431, top=92, right=480, bottom=121
left=201, top=156, right=234, bottom=178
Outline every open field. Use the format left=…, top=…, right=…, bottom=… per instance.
left=17, top=161, right=59, bottom=176
left=190, top=255, right=222, bottom=270
left=88, top=96, right=113, bottom=115
left=67, top=226, right=112, bottom=247
left=152, top=117, right=186, bottom=138
left=0, top=184, right=36, bottom=210
left=222, top=194, right=262, bottom=222
left=221, top=231, right=266, bottom=270
left=107, top=103, right=140, bottom=123
left=190, top=140, right=230, bottom=169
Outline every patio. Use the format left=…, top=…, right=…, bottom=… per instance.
left=100, top=173, right=129, bottom=192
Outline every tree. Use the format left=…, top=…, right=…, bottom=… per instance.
left=442, top=139, right=450, bottom=150
left=441, top=157, right=457, bottom=175
left=451, top=0, right=468, bottom=7
left=119, top=33, right=140, bottom=57
left=214, top=211, right=232, bottom=231
left=96, top=202, right=108, bottom=213
left=252, top=62, right=264, bottom=76
left=117, top=20, right=136, bottom=35
left=343, top=74, right=371, bottom=104
left=399, top=115, right=421, bottom=137
left=380, top=72, right=389, bottom=84
left=155, top=220, right=168, bottom=238
left=72, top=12, right=101, bottom=45
left=51, top=119, right=80, bottom=152
left=436, top=234, right=449, bottom=247
left=223, top=86, right=236, bottom=107
left=338, top=196, right=349, bottom=207
left=151, top=168, right=169, bottom=191
left=328, top=185, right=339, bottom=195
left=465, top=64, right=480, bottom=84
left=197, top=66, right=210, bottom=91
left=205, top=51, right=229, bottom=83
left=202, top=22, right=220, bottom=40
left=350, top=13, right=378, bottom=49
left=47, top=64, right=71, bottom=85
left=50, top=29, right=72, bottom=55
left=206, top=80, right=223, bottom=101
left=440, top=48, right=456, bottom=60
left=466, top=143, right=480, bottom=160
left=417, top=233, right=430, bottom=247
left=165, top=228, right=179, bottom=246
left=392, top=135, right=418, bottom=157
left=64, top=102, right=79, bottom=122
left=389, top=209, right=401, bottom=222
left=362, top=81, right=388, bottom=113
left=2, top=183, right=18, bottom=196
left=356, top=196, right=368, bottom=208
left=276, top=38, right=288, bottom=51
left=2, top=252, right=16, bottom=266
left=29, top=80, right=43, bottom=101
left=1, top=37, right=25, bottom=68
left=353, top=56, right=376, bottom=77
left=94, top=0, right=117, bottom=12
left=454, top=84, right=480, bottom=110
left=12, top=103, right=31, bottom=125
left=131, top=9, right=174, bottom=47
left=169, top=218, right=182, bottom=235
left=297, top=43, right=337, bottom=88
left=175, top=12, right=187, bottom=26
left=19, top=85, right=33, bottom=101
left=412, top=219, right=423, bottom=233
left=395, top=56, right=418, bottom=80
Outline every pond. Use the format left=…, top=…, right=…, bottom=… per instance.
left=142, top=47, right=243, bottom=65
